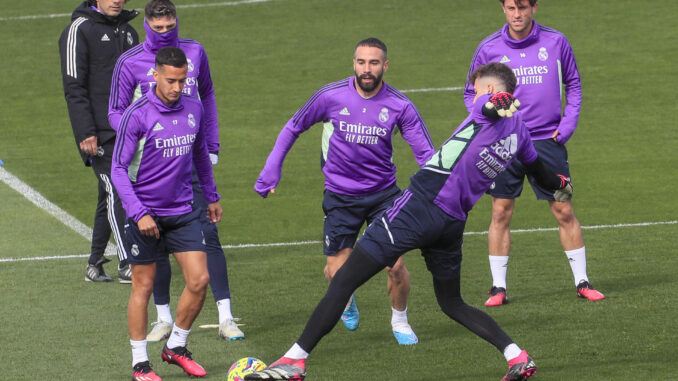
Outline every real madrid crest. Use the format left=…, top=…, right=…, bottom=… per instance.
left=538, top=47, right=548, bottom=61
left=188, top=113, right=196, bottom=128
left=187, top=58, right=195, bottom=72
left=379, top=107, right=389, bottom=123
left=127, top=32, right=133, bottom=46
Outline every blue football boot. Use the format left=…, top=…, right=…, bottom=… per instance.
left=341, top=295, right=359, bottom=331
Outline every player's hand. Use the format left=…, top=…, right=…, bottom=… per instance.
left=79, top=136, right=98, bottom=156
left=207, top=202, right=223, bottom=223
left=553, top=174, right=573, bottom=202
left=482, top=92, right=520, bottom=118
left=209, top=153, right=219, bottom=166
left=254, top=173, right=279, bottom=198
left=137, top=215, right=159, bottom=239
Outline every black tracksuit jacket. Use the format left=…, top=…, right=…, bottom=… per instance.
left=59, top=2, right=139, bottom=165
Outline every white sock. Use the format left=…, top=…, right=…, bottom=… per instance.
left=391, top=307, right=413, bottom=334
left=344, top=294, right=355, bottom=311
left=155, top=304, right=173, bottom=324
left=565, top=246, right=588, bottom=286
left=503, top=343, right=522, bottom=362
left=166, top=324, right=190, bottom=349
left=130, top=339, right=148, bottom=367
left=217, top=298, right=233, bottom=323
left=284, top=343, right=309, bottom=360
left=489, top=255, right=509, bottom=289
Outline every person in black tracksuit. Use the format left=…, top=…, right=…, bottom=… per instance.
left=59, top=0, right=139, bottom=282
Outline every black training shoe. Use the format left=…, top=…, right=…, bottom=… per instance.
left=85, top=257, right=112, bottom=282
left=118, top=263, right=132, bottom=284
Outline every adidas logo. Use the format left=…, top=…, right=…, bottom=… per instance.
left=339, top=107, right=350, bottom=116
left=101, top=34, right=110, bottom=42
left=153, top=122, right=164, bottom=131
left=500, top=55, right=510, bottom=63
left=146, top=67, right=155, bottom=76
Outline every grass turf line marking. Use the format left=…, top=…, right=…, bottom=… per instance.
left=0, top=166, right=92, bottom=240
left=0, top=0, right=280, bottom=21
left=1, top=221, right=675, bottom=263
left=0, top=166, right=118, bottom=257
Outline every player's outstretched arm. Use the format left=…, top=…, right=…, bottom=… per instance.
left=254, top=127, right=299, bottom=198
left=482, top=92, right=521, bottom=118
left=254, top=86, right=328, bottom=198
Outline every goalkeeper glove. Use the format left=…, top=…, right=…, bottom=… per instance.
left=482, top=92, right=521, bottom=118
left=554, top=174, right=573, bottom=202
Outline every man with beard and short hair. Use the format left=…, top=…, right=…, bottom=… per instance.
left=59, top=0, right=139, bottom=283
left=109, top=0, right=244, bottom=342
left=255, top=37, right=435, bottom=346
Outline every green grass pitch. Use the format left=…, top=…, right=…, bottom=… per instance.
left=0, top=0, right=676, bottom=379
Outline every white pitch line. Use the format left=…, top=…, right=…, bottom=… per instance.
left=0, top=166, right=92, bottom=240
left=1, top=220, right=675, bottom=263
left=223, top=240, right=321, bottom=249
left=0, top=0, right=280, bottom=22
left=401, top=86, right=463, bottom=94
left=0, top=166, right=118, bottom=257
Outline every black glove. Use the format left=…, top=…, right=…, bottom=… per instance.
left=554, top=174, right=573, bottom=202
left=482, top=92, right=521, bottom=118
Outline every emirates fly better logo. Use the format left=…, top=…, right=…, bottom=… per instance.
left=476, top=134, right=518, bottom=180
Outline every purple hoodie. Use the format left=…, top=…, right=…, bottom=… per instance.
left=409, top=94, right=538, bottom=220
left=111, top=88, right=220, bottom=223
left=109, top=18, right=220, bottom=153
left=255, top=77, right=435, bottom=197
left=464, top=21, right=582, bottom=144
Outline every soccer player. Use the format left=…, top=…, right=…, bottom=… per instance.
left=465, top=0, right=605, bottom=306
left=112, top=47, right=222, bottom=381
left=59, top=0, right=138, bottom=283
left=109, top=0, right=244, bottom=341
left=245, top=63, right=560, bottom=381
left=255, top=37, right=435, bottom=345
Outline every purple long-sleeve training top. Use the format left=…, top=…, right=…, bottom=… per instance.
left=409, top=94, right=538, bottom=221
left=464, top=21, right=582, bottom=144
left=111, top=88, right=220, bottom=223
left=109, top=18, right=220, bottom=153
left=255, top=77, right=435, bottom=197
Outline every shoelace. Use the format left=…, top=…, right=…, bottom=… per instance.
left=134, top=361, right=153, bottom=373
left=170, top=346, right=193, bottom=359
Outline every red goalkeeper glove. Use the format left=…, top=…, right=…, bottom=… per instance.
left=482, top=92, right=521, bottom=118
left=554, top=174, right=573, bottom=202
